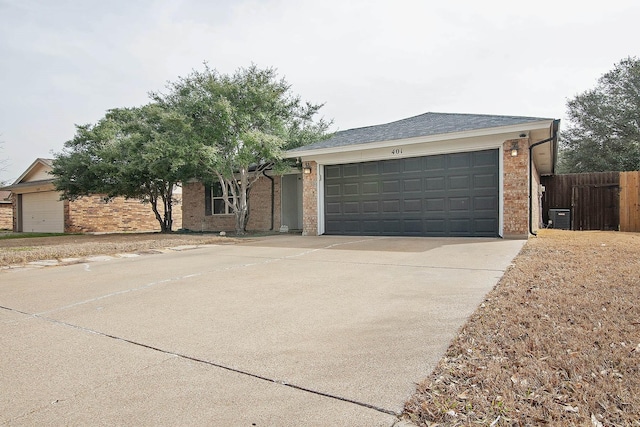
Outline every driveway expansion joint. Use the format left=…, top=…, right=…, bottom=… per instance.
left=0, top=303, right=400, bottom=419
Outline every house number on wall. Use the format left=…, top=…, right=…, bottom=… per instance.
left=391, top=148, right=403, bottom=155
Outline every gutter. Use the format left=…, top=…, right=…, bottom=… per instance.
left=529, top=119, right=560, bottom=236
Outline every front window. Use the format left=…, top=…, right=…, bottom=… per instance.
left=205, top=182, right=233, bottom=215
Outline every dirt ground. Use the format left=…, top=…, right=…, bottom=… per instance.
left=403, top=230, right=640, bottom=426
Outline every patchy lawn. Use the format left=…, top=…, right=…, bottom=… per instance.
left=403, top=230, right=640, bottom=426
left=0, top=232, right=236, bottom=267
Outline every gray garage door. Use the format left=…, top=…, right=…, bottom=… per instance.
left=324, top=149, right=499, bottom=237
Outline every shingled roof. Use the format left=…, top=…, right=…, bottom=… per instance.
left=290, top=112, right=552, bottom=152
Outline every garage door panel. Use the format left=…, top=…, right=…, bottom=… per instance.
left=324, top=150, right=498, bottom=237
left=362, top=201, right=379, bottom=213
left=343, top=183, right=359, bottom=195
left=426, top=155, right=445, bottom=170
left=343, top=202, right=359, bottom=214
left=449, top=197, right=470, bottom=211
left=449, top=175, right=470, bottom=189
left=474, top=196, right=498, bottom=211
left=361, top=163, right=379, bottom=175
left=325, top=165, right=341, bottom=179
left=474, top=150, right=497, bottom=166
left=475, top=219, right=498, bottom=233
left=448, top=153, right=471, bottom=169
left=343, top=164, right=359, bottom=177
left=362, top=182, right=379, bottom=194
left=403, top=199, right=422, bottom=212
left=403, top=179, right=422, bottom=192
left=474, top=173, right=497, bottom=189
left=426, top=177, right=445, bottom=191
left=425, top=198, right=445, bottom=212
left=361, top=220, right=379, bottom=233
left=450, top=219, right=471, bottom=233
left=404, top=157, right=423, bottom=172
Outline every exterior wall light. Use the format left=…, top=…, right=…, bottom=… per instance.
left=510, top=141, right=520, bottom=157
left=303, top=162, right=312, bottom=174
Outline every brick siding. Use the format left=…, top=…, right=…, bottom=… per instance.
left=65, top=194, right=183, bottom=233
left=302, top=161, right=318, bottom=236
left=0, top=203, right=12, bottom=230
left=182, top=175, right=281, bottom=233
left=502, top=137, right=531, bottom=237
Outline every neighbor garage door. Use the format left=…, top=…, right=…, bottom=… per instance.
left=324, top=149, right=499, bottom=237
left=21, top=191, right=64, bottom=233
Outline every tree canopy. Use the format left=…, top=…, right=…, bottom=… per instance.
left=52, top=64, right=330, bottom=233
left=558, top=57, right=640, bottom=173
left=52, top=103, right=217, bottom=232
left=152, top=64, right=331, bottom=233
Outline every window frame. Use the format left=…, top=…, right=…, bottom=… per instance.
left=205, top=182, right=234, bottom=216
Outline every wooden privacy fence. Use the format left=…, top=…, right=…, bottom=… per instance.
left=620, top=171, right=640, bottom=232
left=541, top=171, right=640, bottom=232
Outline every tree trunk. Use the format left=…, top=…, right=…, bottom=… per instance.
left=234, top=169, right=249, bottom=235
left=149, top=193, right=167, bottom=232
left=150, top=187, right=173, bottom=233
left=161, top=187, right=173, bottom=233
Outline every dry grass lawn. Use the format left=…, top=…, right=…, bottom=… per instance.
left=403, top=230, right=640, bottom=426
left=0, top=233, right=234, bottom=267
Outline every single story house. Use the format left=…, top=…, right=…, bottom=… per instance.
left=183, top=112, right=559, bottom=238
left=1, top=158, right=182, bottom=233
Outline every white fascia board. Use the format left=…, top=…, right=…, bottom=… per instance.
left=299, top=132, right=507, bottom=166
left=285, top=120, right=554, bottom=160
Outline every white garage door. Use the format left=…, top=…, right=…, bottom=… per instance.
left=22, top=192, right=64, bottom=233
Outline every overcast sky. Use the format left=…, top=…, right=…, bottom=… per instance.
left=1, top=0, right=638, bottom=182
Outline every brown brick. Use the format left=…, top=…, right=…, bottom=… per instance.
left=0, top=203, right=12, bottom=230
left=302, top=161, right=318, bottom=236
left=502, top=137, right=531, bottom=237
left=65, top=194, right=182, bottom=233
left=182, top=176, right=281, bottom=233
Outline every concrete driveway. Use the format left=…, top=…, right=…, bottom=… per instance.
left=0, top=235, right=525, bottom=426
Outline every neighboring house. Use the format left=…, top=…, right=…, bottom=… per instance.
left=1, top=158, right=182, bottom=233
left=0, top=190, right=12, bottom=230
left=286, top=112, right=560, bottom=238
left=182, top=111, right=559, bottom=238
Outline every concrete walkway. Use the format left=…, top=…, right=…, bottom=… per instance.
left=0, top=235, right=525, bottom=426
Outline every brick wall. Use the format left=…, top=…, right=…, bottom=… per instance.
left=302, top=161, right=318, bottom=236
left=0, top=203, right=12, bottom=230
left=65, top=194, right=183, bottom=233
left=502, top=138, right=530, bottom=237
left=246, top=174, right=281, bottom=231
left=182, top=175, right=281, bottom=233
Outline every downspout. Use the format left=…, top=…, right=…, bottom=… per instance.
left=529, top=119, right=560, bottom=236
left=263, top=169, right=275, bottom=231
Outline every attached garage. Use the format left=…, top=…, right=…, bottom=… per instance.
left=287, top=112, right=560, bottom=238
left=324, top=150, right=498, bottom=237
left=20, top=191, right=64, bottom=233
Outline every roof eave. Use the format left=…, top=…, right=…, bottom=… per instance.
left=285, top=119, right=556, bottom=158
left=0, top=179, right=55, bottom=192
